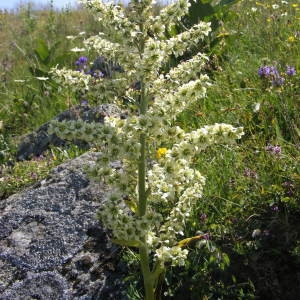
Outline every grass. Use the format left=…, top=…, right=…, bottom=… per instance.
left=0, top=0, right=300, bottom=299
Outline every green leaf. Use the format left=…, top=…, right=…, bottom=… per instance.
left=34, top=40, right=50, bottom=63
left=188, top=0, right=215, bottom=24
left=28, top=66, right=48, bottom=77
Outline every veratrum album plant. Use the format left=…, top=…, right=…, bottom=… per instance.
left=49, top=0, right=244, bottom=298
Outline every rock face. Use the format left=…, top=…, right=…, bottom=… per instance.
left=0, top=152, right=128, bottom=299
left=16, top=104, right=123, bottom=161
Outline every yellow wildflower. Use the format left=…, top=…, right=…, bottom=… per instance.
left=156, top=148, right=168, bottom=159
left=292, top=4, right=298, bottom=8
left=287, top=36, right=295, bottom=42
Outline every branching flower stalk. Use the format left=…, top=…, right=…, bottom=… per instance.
left=49, top=1, right=244, bottom=298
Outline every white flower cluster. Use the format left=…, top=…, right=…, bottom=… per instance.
left=84, top=35, right=121, bottom=61
left=165, top=22, right=211, bottom=57
left=153, top=0, right=191, bottom=31
left=150, top=76, right=211, bottom=118
left=50, top=0, right=244, bottom=269
left=155, top=246, right=188, bottom=267
left=80, top=0, right=133, bottom=35
left=50, top=66, right=91, bottom=91
left=157, top=53, right=209, bottom=90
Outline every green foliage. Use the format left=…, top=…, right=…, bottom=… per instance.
left=166, top=0, right=300, bottom=298
left=0, top=5, right=99, bottom=136
left=185, top=0, right=239, bottom=25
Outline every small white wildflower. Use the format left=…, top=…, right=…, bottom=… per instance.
left=70, top=47, right=86, bottom=52
left=253, top=102, right=261, bottom=112
left=272, top=4, right=280, bottom=9
left=36, top=76, right=49, bottom=81
left=79, top=31, right=86, bottom=35
left=251, top=7, right=258, bottom=12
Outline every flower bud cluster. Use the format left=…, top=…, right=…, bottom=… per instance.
left=96, top=190, right=163, bottom=246
left=48, top=119, right=117, bottom=144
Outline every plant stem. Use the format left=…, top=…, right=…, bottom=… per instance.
left=140, top=244, right=155, bottom=300
left=138, top=79, right=148, bottom=217
left=137, top=70, right=155, bottom=298
left=138, top=132, right=147, bottom=216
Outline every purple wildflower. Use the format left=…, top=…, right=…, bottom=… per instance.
left=78, top=56, right=88, bottom=64
left=266, top=144, right=281, bottom=155
left=273, top=145, right=281, bottom=154
left=272, top=76, right=285, bottom=87
left=270, top=66, right=279, bottom=76
left=81, top=99, right=88, bottom=106
left=244, top=168, right=258, bottom=179
left=203, top=233, right=210, bottom=240
left=270, top=204, right=279, bottom=212
left=75, top=56, right=88, bottom=72
left=282, top=181, right=295, bottom=196
left=258, top=66, right=271, bottom=77
left=199, top=213, right=207, bottom=223
left=258, top=65, right=280, bottom=78
left=92, top=70, right=104, bottom=78
left=286, top=66, right=296, bottom=76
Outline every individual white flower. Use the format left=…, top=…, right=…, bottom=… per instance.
left=36, top=76, right=49, bottom=81
left=70, top=47, right=86, bottom=52
left=253, top=102, right=261, bottom=112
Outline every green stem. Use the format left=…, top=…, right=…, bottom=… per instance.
left=138, top=132, right=147, bottom=216
left=139, top=244, right=155, bottom=300
left=137, top=30, right=154, bottom=299
left=138, top=79, right=148, bottom=217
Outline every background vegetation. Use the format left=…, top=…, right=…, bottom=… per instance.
left=0, top=0, right=299, bottom=299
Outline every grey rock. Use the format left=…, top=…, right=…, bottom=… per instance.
left=0, top=152, right=128, bottom=299
left=16, top=104, right=123, bottom=161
